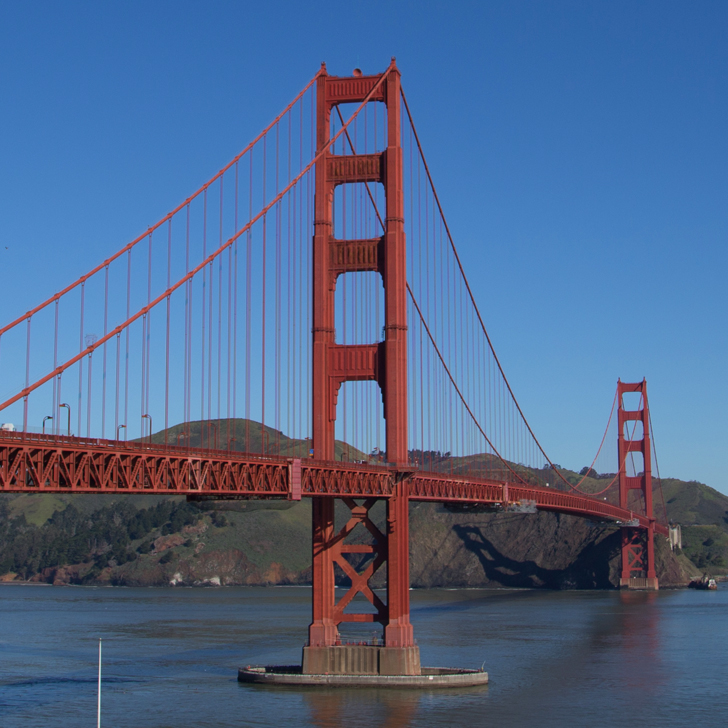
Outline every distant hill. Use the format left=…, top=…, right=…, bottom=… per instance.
left=661, top=478, right=728, bottom=527
left=660, top=478, right=728, bottom=572
left=420, top=463, right=728, bottom=578
left=0, top=418, right=723, bottom=587
left=146, top=418, right=366, bottom=461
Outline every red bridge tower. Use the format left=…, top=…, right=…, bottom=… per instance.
left=304, top=60, right=419, bottom=675
left=618, top=379, right=658, bottom=591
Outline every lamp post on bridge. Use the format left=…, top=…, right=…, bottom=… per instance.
left=142, top=414, right=152, bottom=445
left=59, top=403, right=71, bottom=436
left=42, top=416, right=53, bottom=434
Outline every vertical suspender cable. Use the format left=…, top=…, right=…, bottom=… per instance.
left=201, top=189, right=207, bottom=427
left=124, top=254, right=131, bottom=435
left=246, top=152, right=252, bottom=451
left=146, top=233, right=152, bottom=427
left=79, top=283, right=85, bottom=436
left=232, top=160, right=239, bottom=449
left=165, top=219, right=172, bottom=442
left=53, top=300, right=59, bottom=434
left=275, top=122, right=281, bottom=451
left=218, top=177, right=224, bottom=433
left=261, top=136, right=267, bottom=452
left=102, top=265, right=109, bottom=438
left=184, top=205, right=190, bottom=439
left=23, top=317, right=31, bottom=432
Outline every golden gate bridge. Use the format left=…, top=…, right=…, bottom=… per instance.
left=0, top=60, right=667, bottom=679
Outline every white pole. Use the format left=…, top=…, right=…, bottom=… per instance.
left=97, top=638, right=102, bottom=728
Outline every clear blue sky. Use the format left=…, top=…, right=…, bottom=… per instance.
left=1, top=2, right=726, bottom=492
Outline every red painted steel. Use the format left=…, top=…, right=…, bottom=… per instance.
left=311, top=64, right=395, bottom=464
left=310, top=61, right=414, bottom=648
left=0, top=429, right=669, bottom=534
left=617, top=379, right=659, bottom=587
left=0, top=430, right=291, bottom=496
left=310, top=498, right=337, bottom=646
left=328, top=498, right=387, bottom=626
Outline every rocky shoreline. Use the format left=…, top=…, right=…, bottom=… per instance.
left=0, top=501, right=699, bottom=590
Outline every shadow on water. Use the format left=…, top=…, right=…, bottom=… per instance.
left=452, top=524, right=618, bottom=589
left=411, top=585, right=544, bottom=618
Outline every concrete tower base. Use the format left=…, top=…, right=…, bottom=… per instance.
left=620, top=577, right=659, bottom=590
left=238, top=664, right=488, bottom=688
left=302, top=645, right=421, bottom=676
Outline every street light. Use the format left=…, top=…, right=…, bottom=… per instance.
left=59, top=403, right=71, bottom=436
left=117, top=424, right=126, bottom=441
left=42, top=416, right=53, bottom=434
left=142, top=414, right=152, bottom=444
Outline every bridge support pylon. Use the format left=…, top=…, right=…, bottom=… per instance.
left=617, top=380, right=658, bottom=591
left=306, top=61, right=419, bottom=676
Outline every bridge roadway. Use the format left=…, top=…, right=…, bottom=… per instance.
left=0, top=431, right=667, bottom=537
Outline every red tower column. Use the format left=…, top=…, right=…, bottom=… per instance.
left=311, top=69, right=336, bottom=464
left=308, top=67, right=338, bottom=650
left=380, top=66, right=414, bottom=651
left=382, top=66, right=408, bottom=470
left=304, top=61, right=418, bottom=675
left=309, top=497, right=337, bottom=647
left=617, top=379, right=658, bottom=590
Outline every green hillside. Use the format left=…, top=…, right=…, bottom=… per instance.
left=660, top=478, right=728, bottom=527
left=659, top=478, right=728, bottom=571
left=147, top=418, right=365, bottom=462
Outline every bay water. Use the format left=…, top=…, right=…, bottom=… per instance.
left=1, top=584, right=726, bottom=727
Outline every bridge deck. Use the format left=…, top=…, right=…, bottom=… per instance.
left=0, top=432, right=667, bottom=537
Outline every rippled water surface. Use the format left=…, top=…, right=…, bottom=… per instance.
left=1, top=584, right=726, bottom=727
